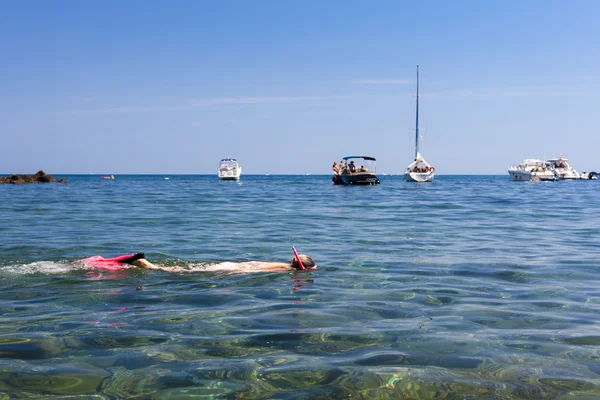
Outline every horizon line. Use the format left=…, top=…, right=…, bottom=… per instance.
left=0, top=172, right=511, bottom=176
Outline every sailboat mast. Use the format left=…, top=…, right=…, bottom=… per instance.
left=414, top=65, right=420, bottom=160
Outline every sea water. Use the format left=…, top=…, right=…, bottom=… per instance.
left=1, top=175, right=599, bottom=399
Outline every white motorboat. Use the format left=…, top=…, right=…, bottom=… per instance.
left=404, top=66, right=435, bottom=183
left=546, top=156, right=581, bottom=180
left=218, top=158, right=242, bottom=181
left=508, top=159, right=558, bottom=181
left=582, top=171, right=598, bottom=180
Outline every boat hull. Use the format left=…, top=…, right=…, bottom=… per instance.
left=218, top=169, right=242, bottom=181
left=339, top=173, right=380, bottom=185
left=218, top=174, right=240, bottom=181
left=508, top=170, right=532, bottom=181
left=218, top=159, right=241, bottom=181
left=557, top=173, right=581, bottom=180
left=404, top=171, right=434, bottom=182
left=508, top=170, right=558, bottom=181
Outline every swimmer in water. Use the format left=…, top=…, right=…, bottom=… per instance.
left=132, top=254, right=315, bottom=273
left=87, top=252, right=316, bottom=274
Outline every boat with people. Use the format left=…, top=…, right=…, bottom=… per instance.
left=100, top=175, right=114, bottom=180
left=404, top=65, right=435, bottom=183
left=508, top=155, right=597, bottom=181
left=546, top=155, right=583, bottom=180
left=508, top=159, right=559, bottom=181
left=218, top=158, right=242, bottom=181
left=549, top=156, right=598, bottom=179
left=332, top=156, right=380, bottom=185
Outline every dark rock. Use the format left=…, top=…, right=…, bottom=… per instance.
left=0, top=170, right=66, bottom=184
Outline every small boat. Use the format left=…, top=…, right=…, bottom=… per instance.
left=100, top=175, right=114, bottom=180
left=333, top=156, right=380, bottom=185
left=582, top=171, right=598, bottom=180
left=218, top=158, right=242, bottom=181
left=508, top=159, right=558, bottom=181
left=404, top=66, right=435, bottom=183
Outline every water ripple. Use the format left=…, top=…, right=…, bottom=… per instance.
left=1, top=175, right=600, bottom=398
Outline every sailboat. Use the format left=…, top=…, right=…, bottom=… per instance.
left=404, top=65, right=435, bottom=183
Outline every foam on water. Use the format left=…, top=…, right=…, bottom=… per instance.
left=1, top=261, right=83, bottom=275
left=1, top=259, right=134, bottom=275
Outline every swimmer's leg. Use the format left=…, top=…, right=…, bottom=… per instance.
left=132, top=259, right=161, bottom=270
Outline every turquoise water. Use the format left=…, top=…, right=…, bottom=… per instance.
left=1, top=175, right=600, bottom=399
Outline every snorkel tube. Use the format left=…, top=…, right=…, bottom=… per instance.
left=291, top=246, right=306, bottom=271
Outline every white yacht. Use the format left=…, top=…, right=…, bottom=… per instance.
left=508, top=159, right=558, bottom=181
left=546, top=156, right=581, bottom=180
left=404, top=66, right=435, bottom=183
left=218, top=158, right=242, bottom=181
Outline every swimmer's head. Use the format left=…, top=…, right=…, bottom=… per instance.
left=291, top=255, right=315, bottom=270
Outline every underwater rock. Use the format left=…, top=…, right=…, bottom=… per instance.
left=0, top=170, right=66, bottom=184
left=0, top=362, right=110, bottom=395
left=0, top=335, right=66, bottom=359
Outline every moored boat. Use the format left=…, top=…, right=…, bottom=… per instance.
left=218, top=158, right=241, bottom=181
left=508, top=159, right=558, bottom=181
left=582, top=171, right=598, bottom=180
left=333, top=156, right=380, bottom=185
left=405, top=153, right=435, bottom=183
left=508, top=155, right=596, bottom=181
left=547, top=156, right=581, bottom=180
left=404, top=65, right=435, bottom=183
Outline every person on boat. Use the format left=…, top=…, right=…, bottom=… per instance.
left=348, top=161, right=356, bottom=173
left=359, top=165, right=366, bottom=172
left=332, top=162, right=340, bottom=175
left=339, top=160, right=346, bottom=171
left=84, top=253, right=316, bottom=274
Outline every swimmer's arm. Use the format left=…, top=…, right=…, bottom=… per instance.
left=132, top=259, right=186, bottom=273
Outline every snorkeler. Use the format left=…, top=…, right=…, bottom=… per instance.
left=83, top=248, right=316, bottom=274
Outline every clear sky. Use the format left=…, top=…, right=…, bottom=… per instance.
left=1, top=0, right=599, bottom=175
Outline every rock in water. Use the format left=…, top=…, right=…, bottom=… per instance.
left=0, top=170, right=66, bottom=184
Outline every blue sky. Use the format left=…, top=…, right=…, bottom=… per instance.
left=1, top=0, right=599, bottom=174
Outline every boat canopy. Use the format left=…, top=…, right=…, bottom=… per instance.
left=219, top=158, right=240, bottom=170
left=343, top=156, right=376, bottom=161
